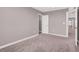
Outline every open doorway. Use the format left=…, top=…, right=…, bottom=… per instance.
left=67, top=7, right=77, bottom=46
left=39, top=15, right=49, bottom=34
left=39, top=15, right=42, bottom=34
left=68, top=9, right=75, bottom=39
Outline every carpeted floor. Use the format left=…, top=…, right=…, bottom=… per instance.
left=0, top=33, right=76, bottom=52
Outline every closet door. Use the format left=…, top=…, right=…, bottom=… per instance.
left=42, top=15, right=49, bottom=33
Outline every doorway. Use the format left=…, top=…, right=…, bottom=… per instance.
left=68, top=7, right=77, bottom=46
left=39, top=15, right=49, bottom=34
left=68, top=11, right=75, bottom=38
left=39, top=15, right=42, bottom=34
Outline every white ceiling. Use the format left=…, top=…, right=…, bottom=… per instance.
left=33, top=7, right=68, bottom=12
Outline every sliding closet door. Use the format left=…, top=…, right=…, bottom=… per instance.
left=42, top=15, right=49, bottom=33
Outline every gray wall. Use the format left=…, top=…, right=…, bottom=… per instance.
left=45, top=9, right=68, bottom=36
left=0, top=7, right=39, bottom=46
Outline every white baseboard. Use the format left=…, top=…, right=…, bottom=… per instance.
left=0, top=34, right=39, bottom=50
left=47, top=33, right=68, bottom=37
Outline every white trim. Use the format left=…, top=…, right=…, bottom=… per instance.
left=66, top=12, right=69, bottom=37
left=0, top=34, right=39, bottom=50
left=75, top=7, right=78, bottom=46
left=45, top=33, right=68, bottom=37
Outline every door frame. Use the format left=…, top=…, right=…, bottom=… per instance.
left=75, top=7, right=78, bottom=46
left=38, top=14, right=43, bottom=34
left=67, top=7, right=78, bottom=46
left=66, top=12, right=69, bottom=37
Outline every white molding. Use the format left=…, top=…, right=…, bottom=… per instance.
left=75, top=7, right=78, bottom=46
left=0, top=34, right=39, bottom=50
left=45, top=33, right=68, bottom=37
left=66, top=12, right=69, bottom=37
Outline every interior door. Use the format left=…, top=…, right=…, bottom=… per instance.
left=42, top=15, right=48, bottom=33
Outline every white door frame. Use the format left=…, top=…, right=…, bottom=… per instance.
left=66, top=12, right=69, bottom=37
left=75, top=7, right=78, bottom=46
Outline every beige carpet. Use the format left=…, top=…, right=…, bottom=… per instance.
left=0, top=33, right=76, bottom=52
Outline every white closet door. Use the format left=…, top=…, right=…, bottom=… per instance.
left=42, top=15, right=48, bottom=33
